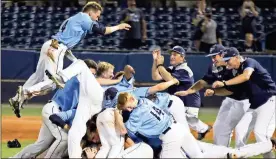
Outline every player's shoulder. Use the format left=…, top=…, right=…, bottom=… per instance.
left=176, top=63, right=194, bottom=77
left=243, top=57, right=258, bottom=67
left=98, top=108, right=115, bottom=121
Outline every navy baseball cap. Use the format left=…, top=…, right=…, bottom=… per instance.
left=206, top=44, right=226, bottom=57
left=223, top=47, right=240, bottom=61
left=169, top=46, right=185, bottom=56
left=104, top=87, right=118, bottom=100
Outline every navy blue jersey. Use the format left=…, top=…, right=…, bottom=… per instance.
left=166, top=63, right=201, bottom=107
left=236, top=58, right=276, bottom=108
left=202, top=64, right=247, bottom=100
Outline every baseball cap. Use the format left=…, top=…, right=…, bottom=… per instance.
left=169, top=46, right=185, bottom=56
left=222, top=47, right=240, bottom=61
left=104, top=87, right=118, bottom=101
left=206, top=44, right=226, bottom=57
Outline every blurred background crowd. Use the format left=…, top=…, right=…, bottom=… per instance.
left=1, top=0, right=276, bottom=53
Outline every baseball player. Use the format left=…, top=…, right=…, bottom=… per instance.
left=9, top=1, right=131, bottom=117
left=152, top=46, right=211, bottom=140
left=117, top=92, right=204, bottom=158
left=12, top=59, right=97, bottom=158
left=95, top=61, right=134, bottom=89
left=94, top=108, right=153, bottom=158
left=175, top=44, right=252, bottom=148
left=211, top=47, right=276, bottom=158
left=47, top=59, right=105, bottom=158
left=118, top=93, right=275, bottom=158
left=104, top=82, right=191, bottom=131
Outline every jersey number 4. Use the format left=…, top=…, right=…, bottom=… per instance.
left=150, top=106, right=164, bottom=121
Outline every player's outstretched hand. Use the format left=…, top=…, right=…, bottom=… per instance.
left=204, top=89, right=214, bottom=96
left=118, top=23, right=131, bottom=30
left=156, top=55, right=164, bottom=65
left=174, top=91, right=188, bottom=96
left=152, top=49, right=161, bottom=60
left=212, top=81, right=224, bottom=88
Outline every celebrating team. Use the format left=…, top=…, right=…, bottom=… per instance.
left=9, top=1, right=275, bottom=158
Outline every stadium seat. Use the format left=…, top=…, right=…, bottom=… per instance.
left=214, top=15, right=226, bottom=24
left=144, top=14, right=155, bottom=22
left=18, top=21, right=35, bottom=29
left=18, top=13, right=35, bottom=22
left=1, top=36, right=14, bottom=45
left=174, top=14, right=191, bottom=23
left=156, top=15, right=173, bottom=22
left=16, top=29, right=32, bottom=37
left=86, top=38, right=103, bottom=46
left=157, top=23, right=173, bottom=30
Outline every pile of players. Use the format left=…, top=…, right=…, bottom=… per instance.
left=11, top=44, right=276, bottom=158
left=7, top=1, right=275, bottom=158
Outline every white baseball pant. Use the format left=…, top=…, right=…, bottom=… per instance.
left=95, top=108, right=153, bottom=158
left=247, top=95, right=276, bottom=158
left=213, top=97, right=251, bottom=147
left=168, top=95, right=190, bottom=131
left=57, top=60, right=104, bottom=158
left=118, top=142, right=154, bottom=158
left=185, top=107, right=209, bottom=133
left=12, top=40, right=67, bottom=101
left=95, top=108, right=125, bottom=158
left=12, top=101, right=67, bottom=158
left=198, top=139, right=273, bottom=158
left=159, top=122, right=203, bottom=158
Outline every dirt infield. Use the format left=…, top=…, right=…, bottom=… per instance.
left=2, top=116, right=42, bottom=141
left=2, top=116, right=276, bottom=142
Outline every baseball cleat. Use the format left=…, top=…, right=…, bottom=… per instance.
left=45, top=70, right=65, bottom=88
left=8, top=98, right=21, bottom=118
left=271, top=138, right=276, bottom=150
left=197, top=125, right=212, bottom=140
left=227, top=153, right=237, bottom=159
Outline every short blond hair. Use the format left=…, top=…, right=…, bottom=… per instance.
left=82, top=1, right=103, bottom=12
left=97, top=61, right=114, bottom=76
left=117, top=92, right=132, bottom=110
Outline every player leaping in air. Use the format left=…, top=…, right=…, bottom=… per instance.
left=9, top=1, right=131, bottom=118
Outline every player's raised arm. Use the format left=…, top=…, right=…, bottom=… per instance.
left=147, top=78, right=179, bottom=95
left=151, top=49, right=163, bottom=81
left=204, top=88, right=233, bottom=97
left=156, top=55, right=174, bottom=81
left=175, top=79, right=209, bottom=96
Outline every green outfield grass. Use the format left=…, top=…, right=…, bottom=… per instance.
left=1, top=140, right=35, bottom=158
left=1, top=105, right=273, bottom=158
left=2, top=104, right=43, bottom=116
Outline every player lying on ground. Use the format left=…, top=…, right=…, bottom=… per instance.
left=207, top=47, right=276, bottom=158
left=116, top=92, right=276, bottom=158
left=11, top=59, right=97, bottom=158
left=152, top=46, right=211, bottom=140
left=175, top=44, right=252, bottom=148
left=9, top=1, right=131, bottom=118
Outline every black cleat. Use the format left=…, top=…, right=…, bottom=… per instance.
left=197, top=125, right=212, bottom=140
left=8, top=98, right=21, bottom=118
left=45, top=70, right=64, bottom=88
left=227, top=153, right=237, bottom=159
left=271, top=138, right=276, bottom=150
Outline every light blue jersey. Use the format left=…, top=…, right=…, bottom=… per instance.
left=102, top=76, right=135, bottom=91
left=125, top=98, right=173, bottom=138
left=56, top=109, right=76, bottom=126
left=52, top=12, right=97, bottom=49
left=52, top=76, right=79, bottom=111
left=103, top=86, right=170, bottom=110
